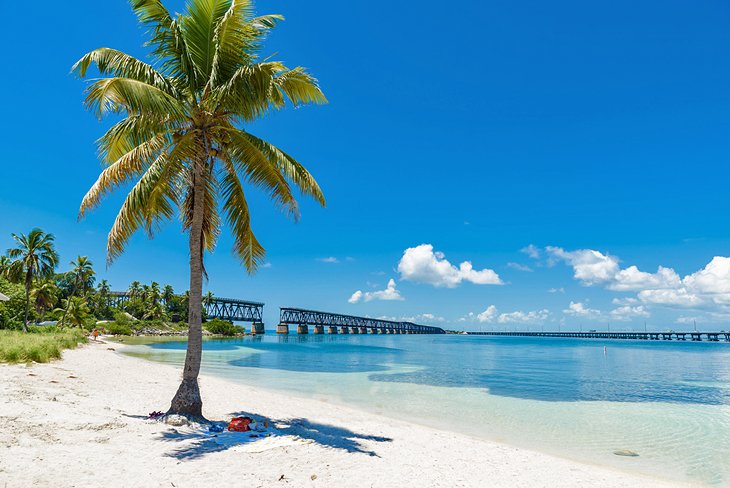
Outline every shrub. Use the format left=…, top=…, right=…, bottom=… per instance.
left=113, top=311, right=132, bottom=324
left=0, top=278, right=27, bottom=330
left=203, top=319, right=243, bottom=336
left=105, top=322, right=133, bottom=336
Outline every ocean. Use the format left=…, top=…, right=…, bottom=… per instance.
left=122, top=334, right=730, bottom=485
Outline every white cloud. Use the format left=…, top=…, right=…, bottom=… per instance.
left=546, top=247, right=620, bottom=285
left=610, top=266, right=681, bottom=292
left=637, top=288, right=703, bottom=307
left=376, top=313, right=445, bottom=323
left=348, top=279, right=404, bottom=304
left=676, top=316, right=701, bottom=325
left=521, top=244, right=541, bottom=259
left=477, top=305, right=498, bottom=323
left=682, top=257, right=730, bottom=304
left=397, top=244, right=502, bottom=288
left=612, top=297, right=639, bottom=305
left=507, top=262, right=533, bottom=272
left=475, top=305, right=549, bottom=324
left=317, top=257, right=340, bottom=264
left=563, top=301, right=601, bottom=319
left=610, top=305, right=649, bottom=321
left=546, top=246, right=730, bottom=311
left=548, top=287, right=565, bottom=293
left=261, top=262, right=272, bottom=269
left=497, top=309, right=550, bottom=324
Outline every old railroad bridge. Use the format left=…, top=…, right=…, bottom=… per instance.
left=107, top=292, right=445, bottom=335
left=467, top=330, right=730, bottom=342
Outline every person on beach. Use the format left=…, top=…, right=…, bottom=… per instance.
left=92, top=328, right=99, bottom=342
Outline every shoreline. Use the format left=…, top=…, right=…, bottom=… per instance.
left=0, top=341, right=684, bottom=487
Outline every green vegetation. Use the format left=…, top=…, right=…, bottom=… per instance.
left=203, top=319, right=243, bottom=336
left=73, top=0, right=327, bottom=418
left=0, top=329, right=87, bottom=364
left=5, top=229, right=59, bottom=331
left=104, top=322, right=133, bottom=336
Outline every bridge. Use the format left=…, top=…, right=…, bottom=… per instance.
left=277, top=308, right=446, bottom=335
left=107, top=292, right=265, bottom=327
left=467, top=331, right=730, bottom=342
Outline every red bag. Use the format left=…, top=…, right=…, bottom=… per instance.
left=227, top=416, right=252, bottom=432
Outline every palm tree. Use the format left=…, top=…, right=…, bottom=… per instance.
left=61, top=256, right=96, bottom=325
left=149, top=281, right=162, bottom=306
left=74, top=0, right=326, bottom=418
left=203, top=291, right=215, bottom=308
left=128, top=281, right=142, bottom=299
left=0, top=256, right=11, bottom=278
left=6, top=229, right=59, bottom=332
left=162, top=284, right=175, bottom=303
left=94, top=279, right=112, bottom=318
left=56, top=296, right=91, bottom=328
left=32, top=280, right=59, bottom=322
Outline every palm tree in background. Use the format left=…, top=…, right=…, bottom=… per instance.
left=6, top=229, right=59, bottom=332
left=32, top=280, right=59, bottom=322
left=74, top=0, right=326, bottom=418
left=203, top=291, right=215, bottom=308
left=56, top=296, right=91, bottom=328
left=149, top=281, right=162, bottom=306
left=128, top=281, right=142, bottom=299
left=61, top=256, right=96, bottom=326
left=162, top=284, right=175, bottom=303
left=0, top=256, right=11, bottom=278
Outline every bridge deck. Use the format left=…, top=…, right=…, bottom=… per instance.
left=107, top=292, right=264, bottom=323
left=467, top=331, right=730, bottom=342
left=279, top=308, right=445, bottom=334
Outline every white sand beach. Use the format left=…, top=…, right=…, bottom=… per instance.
left=0, top=341, right=683, bottom=488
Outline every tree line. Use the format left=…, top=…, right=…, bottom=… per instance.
left=0, top=228, right=216, bottom=331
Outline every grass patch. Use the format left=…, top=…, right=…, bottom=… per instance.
left=0, top=329, right=87, bottom=364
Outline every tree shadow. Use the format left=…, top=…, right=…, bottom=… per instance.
left=156, top=410, right=392, bottom=461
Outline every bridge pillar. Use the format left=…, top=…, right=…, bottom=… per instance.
left=313, top=325, right=324, bottom=334
left=340, top=326, right=349, bottom=334
left=297, top=324, right=309, bottom=334
left=359, top=327, right=367, bottom=334
left=395, top=329, right=402, bottom=334
left=371, top=328, right=379, bottom=334
left=350, top=327, right=359, bottom=334
left=276, top=323, right=289, bottom=334
left=328, top=326, right=338, bottom=334
left=251, top=322, right=265, bottom=335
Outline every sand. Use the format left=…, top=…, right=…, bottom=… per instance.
left=0, top=340, right=683, bottom=488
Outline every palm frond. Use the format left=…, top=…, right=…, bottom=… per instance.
left=79, top=132, right=171, bottom=219
left=210, top=0, right=259, bottom=87
left=84, top=77, right=187, bottom=119
left=72, top=48, right=177, bottom=96
left=213, top=126, right=299, bottom=218
left=274, top=67, right=328, bottom=106
left=106, top=133, right=197, bottom=262
left=181, top=0, right=232, bottom=86
left=130, top=0, right=197, bottom=86
left=219, top=156, right=265, bottom=271
left=231, top=129, right=325, bottom=207
left=97, top=115, right=178, bottom=165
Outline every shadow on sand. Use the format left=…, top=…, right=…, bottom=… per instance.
left=156, top=411, right=393, bottom=460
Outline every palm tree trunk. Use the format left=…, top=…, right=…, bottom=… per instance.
left=168, top=156, right=206, bottom=419
left=22, top=270, right=31, bottom=333
left=61, top=280, right=78, bottom=327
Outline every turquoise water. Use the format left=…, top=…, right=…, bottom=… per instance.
left=123, top=335, right=730, bottom=485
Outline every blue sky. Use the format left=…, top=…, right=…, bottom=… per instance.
left=2, top=0, right=730, bottom=330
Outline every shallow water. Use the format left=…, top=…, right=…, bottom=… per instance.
left=122, top=334, right=730, bottom=485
